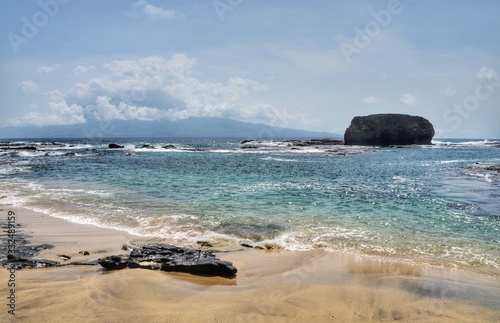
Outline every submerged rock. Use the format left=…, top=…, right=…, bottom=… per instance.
left=284, top=139, right=343, bottom=146
left=344, top=114, right=434, bottom=146
left=98, top=244, right=237, bottom=277
left=465, top=163, right=500, bottom=174
left=0, top=145, right=37, bottom=151
left=484, top=164, right=500, bottom=173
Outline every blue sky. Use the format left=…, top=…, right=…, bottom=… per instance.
left=1, top=0, right=499, bottom=138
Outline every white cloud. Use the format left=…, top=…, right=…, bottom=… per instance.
left=11, top=54, right=290, bottom=127
left=94, top=55, right=277, bottom=123
left=361, top=96, right=383, bottom=104
left=18, top=81, right=38, bottom=94
left=103, top=54, right=194, bottom=79
left=37, top=64, right=60, bottom=74
left=74, top=65, right=96, bottom=75
left=10, top=93, right=85, bottom=127
left=400, top=93, right=419, bottom=107
left=68, top=83, right=91, bottom=99
left=88, top=96, right=126, bottom=121
left=87, top=96, right=170, bottom=121
left=124, top=0, right=181, bottom=19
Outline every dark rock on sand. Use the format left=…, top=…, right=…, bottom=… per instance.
left=57, top=254, right=72, bottom=260
left=98, top=255, right=130, bottom=270
left=7, top=256, right=61, bottom=269
left=30, top=244, right=54, bottom=252
left=108, top=143, right=124, bottom=149
left=98, top=244, right=237, bottom=277
left=344, top=114, right=434, bottom=146
left=0, top=219, right=96, bottom=269
left=197, top=241, right=213, bottom=248
left=0, top=219, right=86, bottom=269
left=9, top=256, right=97, bottom=268
left=122, top=244, right=134, bottom=251
left=68, top=260, right=99, bottom=266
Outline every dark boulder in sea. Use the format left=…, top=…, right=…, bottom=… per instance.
left=108, top=143, right=124, bottom=149
left=98, top=244, right=237, bottom=277
left=162, top=144, right=176, bottom=149
left=344, top=114, right=434, bottom=146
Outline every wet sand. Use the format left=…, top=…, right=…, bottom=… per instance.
left=1, top=207, right=499, bottom=322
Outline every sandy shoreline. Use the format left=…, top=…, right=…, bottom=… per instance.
left=1, top=206, right=499, bottom=322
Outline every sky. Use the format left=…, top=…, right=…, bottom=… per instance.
left=1, top=0, right=499, bottom=138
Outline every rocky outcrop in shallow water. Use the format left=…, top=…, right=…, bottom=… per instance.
left=484, top=164, right=500, bottom=173
left=344, top=114, right=434, bottom=146
left=0, top=144, right=37, bottom=151
left=464, top=163, right=500, bottom=174
left=241, top=139, right=343, bottom=146
left=98, top=244, right=237, bottom=277
left=284, top=139, right=344, bottom=146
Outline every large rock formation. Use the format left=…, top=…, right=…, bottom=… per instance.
left=98, top=244, right=237, bottom=277
left=344, top=114, right=434, bottom=146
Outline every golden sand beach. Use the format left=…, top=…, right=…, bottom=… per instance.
left=1, top=207, right=499, bottom=322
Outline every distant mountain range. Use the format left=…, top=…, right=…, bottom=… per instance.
left=0, top=117, right=341, bottom=139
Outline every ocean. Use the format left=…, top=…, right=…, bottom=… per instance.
left=1, top=138, right=499, bottom=275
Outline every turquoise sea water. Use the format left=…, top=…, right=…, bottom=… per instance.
left=1, top=138, right=499, bottom=274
